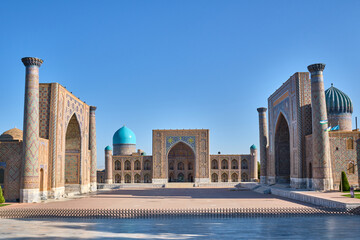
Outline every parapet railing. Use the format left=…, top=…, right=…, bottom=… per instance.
left=0, top=207, right=359, bottom=219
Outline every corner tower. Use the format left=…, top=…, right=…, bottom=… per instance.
left=21, top=57, right=43, bottom=203
left=308, top=63, right=333, bottom=191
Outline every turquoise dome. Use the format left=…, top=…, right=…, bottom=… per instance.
left=325, top=84, right=353, bottom=114
left=113, top=126, right=136, bottom=145
left=105, top=146, right=112, bottom=151
left=250, top=144, right=257, bottom=150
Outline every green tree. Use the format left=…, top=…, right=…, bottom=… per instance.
left=0, top=185, right=5, bottom=204
left=257, top=161, right=260, bottom=179
left=340, top=171, right=350, bottom=192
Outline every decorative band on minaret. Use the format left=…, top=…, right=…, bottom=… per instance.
left=105, top=146, right=113, bottom=184
left=257, top=107, right=268, bottom=184
left=307, top=63, right=333, bottom=191
left=89, top=106, right=97, bottom=191
left=21, top=57, right=43, bottom=203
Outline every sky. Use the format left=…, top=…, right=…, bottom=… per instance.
left=1, top=0, right=360, bottom=169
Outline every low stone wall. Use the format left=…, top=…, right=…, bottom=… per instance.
left=0, top=207, right=358, bottom=219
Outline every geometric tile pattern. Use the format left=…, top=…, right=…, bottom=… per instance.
left=166, top=136, right=196, bottom=153
left=89, top=106, right=97, bottom=183
left=22, top=64, right=41, bottom=189
left=39, top=84, right=51, bottom=139
left=0, top=142, right=22, bottom=201
left=65, top=154, right=79, bottom=184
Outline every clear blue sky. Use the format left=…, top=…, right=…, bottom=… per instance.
left=1, top=1, right=360, bottom=169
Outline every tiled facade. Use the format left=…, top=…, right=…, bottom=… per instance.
left=260, top=65, right=359, bottom=190
left=101, top=129, right=258, bottom=184
left=0, top=57, right=97, bottom=202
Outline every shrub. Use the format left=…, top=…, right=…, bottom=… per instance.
left=257, top=161, right=260, bottom=179
left=0, top=185, right=5, bottom=204
left=340, top=171, right=350, bottom=192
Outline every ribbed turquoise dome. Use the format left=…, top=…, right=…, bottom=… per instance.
left=113, top=126, right=136, bottom=145
left=325, top=84, right=353, bottom=114
left=250, top=144, right=257, bottom=150
left=105, top=146, right=112, bottom=151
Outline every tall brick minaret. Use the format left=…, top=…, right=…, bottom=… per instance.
left=89, top=106, right=97, bottom=191
left=21, top=57, right=43, bottom=203
left=308, top=63, right=333, bottom=191
left=257, top=107, right=268, bottom=184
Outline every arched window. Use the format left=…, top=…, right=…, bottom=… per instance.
left=0, top=168, right=4, bottom=185
left=211, top=160, right=218, bottom=169
left=211, top=173, right=218, bottom=182
left=169, top=162, right=174, bottom=170
left=231, top=173, right=238, bottom=182
left=348, top=162, right=355, bottom=174
left=144, top=174, right=151, bottom=183
left=125, top=160, right=131, bottom=170
left=188, top=173, right=193, bottom=182
left=144, top=160, right=151, bottom=170
left=169, top=173, right=175, bottom=182
left=221, top=173, right=228, bottom=182
left=115, top=160, right=121, bottom=170
left=221, top=160, right=228, bottom=169
left=115, top=174, right=121, bottom=183
left=178, top=162, right=184, bottom=170
left=134, top=160, right=141, bottom=170
left=241, top=159, right=248, bottom=169
left=241, top=173, right=248, bottom=182
left=188, top=163, right=193, bottom=170
left=177, top=173, right=184, bottom=182
left=40, top=168, right=44, bottom=191
left=125, top=174, right=131, bottom=183
left=346, top=138, right=354, bottom=150
left=231, top=159, right=238, bottom=169
left=134, top=174, right=141, bottom=183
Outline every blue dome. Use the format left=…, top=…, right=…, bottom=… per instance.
left=105, top=146, right=112, bottom=151
left=325, top=84, right=353, bottom=114
left=250, top=144, right=257, bottom=150
left=113, top=126, right=136, bottom=145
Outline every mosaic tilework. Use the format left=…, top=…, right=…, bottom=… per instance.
left=39, top=84, right=51, bottom=139
left=0, top=142, right=22, bottom=201
left=89, top=107, right=97, bottom=183
left=166, top=136, right=196, bottom=153
left=65, top=154, right=79, bottom=184
left=22, top=65, right=40, bottom=189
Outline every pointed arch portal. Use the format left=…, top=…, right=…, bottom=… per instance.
left=275, top=113, right=290, bottom=184
left=168, top=142, right=195, bottom=182
left=65, top=114, right=81, bottom=192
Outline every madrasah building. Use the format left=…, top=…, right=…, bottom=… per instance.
left=98, top=127, right=258, bottom=185
left=0, top=57, right=97, bottom=203
left=258, top=63, right=359, bottom=191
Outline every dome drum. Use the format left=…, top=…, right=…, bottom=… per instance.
left=113, top=143, right=136, bottom=156
left=328, top=113, right=352, bottom=131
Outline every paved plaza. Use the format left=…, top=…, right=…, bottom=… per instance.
left=3, top=188, right=315, bottom=210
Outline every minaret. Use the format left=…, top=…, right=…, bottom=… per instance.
left=307, top=63, right=333, bottom=191
left=250, top=145, right=258, bottom=182
left=105, top=146, right=113, bottom=184
left=21, top=57, right=43, bottom=203
left=257, top=107, right=268, bottom=184
left=89, top=106, right=97, bottom=191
